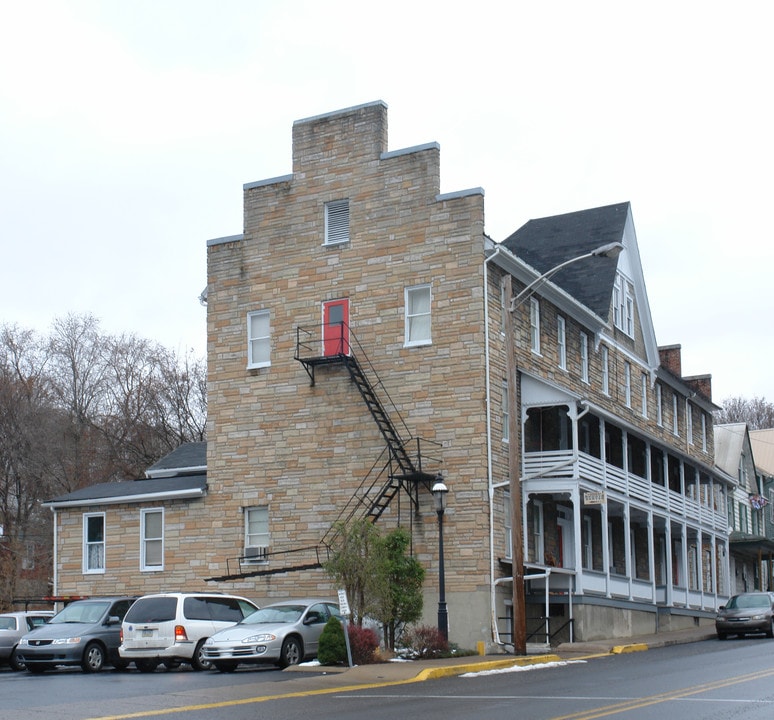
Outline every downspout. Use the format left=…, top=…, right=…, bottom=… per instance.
left=49, top=506, right=58, bottom=596
left=484, top=245, right=502, bottom=648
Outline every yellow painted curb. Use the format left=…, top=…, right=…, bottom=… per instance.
left=611, top=643, right=649, bottom=654
left=415, top=654, right=563, bottom=680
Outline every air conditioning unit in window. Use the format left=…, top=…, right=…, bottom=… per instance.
left=242, top=546, right=268, bottom=564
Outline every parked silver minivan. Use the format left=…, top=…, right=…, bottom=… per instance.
left=119, top=592, right=258, bottom=672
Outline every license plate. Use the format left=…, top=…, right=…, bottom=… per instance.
left=141, top=629, right=153, bottom=637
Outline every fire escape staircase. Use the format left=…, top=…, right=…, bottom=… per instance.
left=207, top=322, right=442, bottom=582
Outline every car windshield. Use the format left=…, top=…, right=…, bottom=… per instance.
left=241, top=605, right=305, bottom=625
left=726, top=595, right=771, bottom=609
left=50, top=601, right=109, bottom=624
left=0, top=617, right=17, bottom=631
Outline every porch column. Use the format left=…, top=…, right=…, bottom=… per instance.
left=624, top=501, right=632, bottom=600
left=647, top=511, right=655, bottom=602
left=571, top=486, right=583, bottom=595
left=602, top=500, right=611, bottom=598
left=665, top=522, right=673, bottom=607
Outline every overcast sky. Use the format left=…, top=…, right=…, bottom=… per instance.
left=1, top=1, right=771, bottom=404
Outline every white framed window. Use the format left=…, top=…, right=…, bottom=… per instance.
left=502, top=379, right=509, bottom=442
left=140, top=508, right=164, bottom=571
left=640, top=372, right=648, bottom=418
left=582, top=515, right=593, bottom=569
left=701, top=413, right=707, bottom=451
left=601, top=346, right=609, bottom=395
left=613, top=273, right=634, bottom=338
left=324, top=199, right=349, bottom=245
left=624, top=361, right=631, bottom=407
left=672, top=394, right=679, bottom=436
left=405, top=284, right=431, bottom=346
left=244, top=506, right=270, bottom=564
left=83, top=513, right=105, bottom=574
left=529, top=298, right=541, bottom=354
left=656, top=384, right=663, bottom=426
left=687, top=402, right=694, bottom=445
left=247, top=310, right=271, bottom=369
left=557, top=316, right=566, bottom=370
left=580, top=332, right=589, bottom=383
left=530, top=499, right=544, bottom=564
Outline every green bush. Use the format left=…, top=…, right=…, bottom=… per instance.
left=317, top=616, right=347, bottom=665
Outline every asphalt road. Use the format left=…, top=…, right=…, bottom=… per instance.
left=3, top=637, right=774, bottom=720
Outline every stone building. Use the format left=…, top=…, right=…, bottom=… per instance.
left=43, top=101, right=731, bottom=649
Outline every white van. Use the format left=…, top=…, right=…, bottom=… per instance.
left=119, top=592, right=258, bottom=672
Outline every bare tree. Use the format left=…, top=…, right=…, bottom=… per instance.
left=0, top=314, right=207, bottom=610
left=0, top=325, right=57, bottom=610
left=715, top=396, right=774, bottom=430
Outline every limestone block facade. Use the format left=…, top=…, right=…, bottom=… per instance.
left=45, top=101, right=733, bottom=651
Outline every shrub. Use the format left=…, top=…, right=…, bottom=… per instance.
left=348, top=624, right=380, bottom=665
left=400, top=625, right=450, bottom=659
left=317, top=616, right=347, bottom=665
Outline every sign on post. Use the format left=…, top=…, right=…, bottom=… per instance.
left=584, top=491, right=606, bottom=505
left=337, top=589, right=353, bottom=667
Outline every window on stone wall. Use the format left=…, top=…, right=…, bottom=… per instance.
left=83, top=513, right=105, bottom=574
left=247, top=310, right=271, bottom=369
left=601, top=345, right=609, bottom=395
left=324, top=199, right=349, bottom=245
left=557, top=316, right=566, bottom=370
left=580, top=332, right=589, bottom=383
left=529, top=298, right=540, bottom=354
left=405, top=284, right=431, bottom=346
left=244, top=506, right=270, bottom=564
left=141, top=508, right=164, bottom=571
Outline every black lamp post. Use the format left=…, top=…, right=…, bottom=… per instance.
left=432, top=477, right=449, bottom=641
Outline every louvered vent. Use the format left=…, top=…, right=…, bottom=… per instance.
left=325, top=200, right=350, bottom=245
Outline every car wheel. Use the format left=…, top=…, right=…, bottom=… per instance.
left=214, top=661, right=238, bottom=673
left=82, top=642, right=106, bottom=673
left=191, top=640, right=212, bottom=671
left=717, top=631, right=727, bottom=640
left=112, top=657, right=130, bottom=671
left=9, top=647, right=26, bottom=671
left=26, top=664, right=52, bottom=674
left=278, top=636, right=302, bottom=668
left=767, top=620, right=774, bottom=639
left=135, top=659, right=159, bottom=673
left=163, top=660, right=181, bottom=670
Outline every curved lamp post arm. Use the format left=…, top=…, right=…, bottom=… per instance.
left=509, top=241, right=623, bottom=312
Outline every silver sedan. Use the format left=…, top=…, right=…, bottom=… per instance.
left=203, top=599, right=341, bottom=671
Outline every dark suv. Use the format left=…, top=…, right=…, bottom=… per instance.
left=17, top=597, right=136, bottom=673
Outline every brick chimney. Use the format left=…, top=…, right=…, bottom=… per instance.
left=658, top=345, right=682, bottom=378
left=684, top=374, right=713, bottom=402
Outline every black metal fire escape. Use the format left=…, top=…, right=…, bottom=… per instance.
left=207, top=322, right=441, bottom=582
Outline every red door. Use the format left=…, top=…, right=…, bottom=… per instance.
left=323, top=299, right=349, bottom=356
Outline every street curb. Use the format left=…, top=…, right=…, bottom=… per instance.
left=414, top=654, right=563, bottom=680
left=611, top=643, right=649, bottom=654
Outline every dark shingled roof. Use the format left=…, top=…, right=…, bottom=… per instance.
left=146, top=441, right=206, bottom=475
left=45, top=474, right=207, bottom=505
left=44, top=442, right=208, bottom=506
left=502, top=202, right=629, bottom=318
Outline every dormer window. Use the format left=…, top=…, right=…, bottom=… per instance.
left=613, top=273, right=634, bottom=337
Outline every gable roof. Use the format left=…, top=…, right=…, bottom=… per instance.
left=750, top=429, right=774, bottom=477
left=146, top=441, right=206, bottom=478
left=502, top=202, right=628, bottom=319
left=43, top=442, right=208, bottom=509
left=499, top=202, right=660, bottom=370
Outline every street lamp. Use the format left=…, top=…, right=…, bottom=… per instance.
left=510, top=242, right=623, bottom=312
left=505, top=240, right=624, bottom=655
left=432, top=477, right=449, bottom=642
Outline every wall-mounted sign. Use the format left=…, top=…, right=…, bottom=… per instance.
left=584, top=491, right=606, bottom=505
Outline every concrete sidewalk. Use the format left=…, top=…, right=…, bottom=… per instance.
left=284, top=625, right=717, bottom=688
